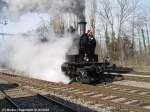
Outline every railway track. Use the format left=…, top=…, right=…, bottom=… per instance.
left=0, top=78, right=78, bottom=112
left=0, top=70, right=150, bottom=112
left=131, top=71, right=150, bottom=76
left=108, top=72, right=150, bottom=82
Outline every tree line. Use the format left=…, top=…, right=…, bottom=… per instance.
left=90, top=0, right=150, bottom=66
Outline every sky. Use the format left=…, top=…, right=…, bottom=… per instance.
left=143, top=0, right=149, bottom=4
left=1, top=13, right=50, bottom=34
left=0, top=0, right=149, bottom=35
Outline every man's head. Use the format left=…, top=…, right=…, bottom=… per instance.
left=89, top=31, right=93, bottom=36
left=87, top=30, right=93, bottom=38
left=87, top=30, right=91, bottom=36
left=87, top=30, right=90, bottom=34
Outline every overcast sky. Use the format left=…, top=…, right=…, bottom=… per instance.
left=1, top=13, right=50, bottom=34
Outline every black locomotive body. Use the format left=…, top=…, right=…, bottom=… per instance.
left=61, top=22, right=115, bottom=84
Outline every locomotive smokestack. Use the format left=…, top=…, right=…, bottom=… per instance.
left=78, top=21, right=87, bottom=36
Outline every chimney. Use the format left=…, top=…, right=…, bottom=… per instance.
left=78, top=21, right=87, bottom=36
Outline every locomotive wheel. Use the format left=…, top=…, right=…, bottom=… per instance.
left=76, top=69, right=91, bottom=84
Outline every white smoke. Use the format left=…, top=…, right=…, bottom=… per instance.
left=0, top=33, right=73, bottom=83
left=0, top=0, right=85, bottom=83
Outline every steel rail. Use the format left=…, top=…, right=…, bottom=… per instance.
left=22, top=86, right=78, bottom=112
left=0, top=89, right=21, bottom=112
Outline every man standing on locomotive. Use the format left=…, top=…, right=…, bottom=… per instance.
left=79, top=30, right=90, bottom=55
left=87, top=30, right=96, bottom=60
left=79, top=29, right=96, bottom=61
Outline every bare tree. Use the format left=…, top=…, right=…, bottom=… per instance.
left=89, top=0, right=97, bottom=35
left=116, top=0, right=140, bottom=62
left=143, top=9, right=150, bottom=54
left=116, top=0, right=133, bottom=38
left=97, top=0, right=114, bottom=37
left=97, top=0, right=115, bottom=58
left=130, top=0, right=140, bottom=55
left=141, top=28, right=147, bottom=52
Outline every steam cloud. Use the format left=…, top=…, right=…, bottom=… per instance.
left=0, top=0, right=85, bottom=83
left=0, top=33, right=73, bottom=83
left=1, top=0, right=85, bottom=21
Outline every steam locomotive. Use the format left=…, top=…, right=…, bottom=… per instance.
left=61, top=22, right=120, bottom=84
